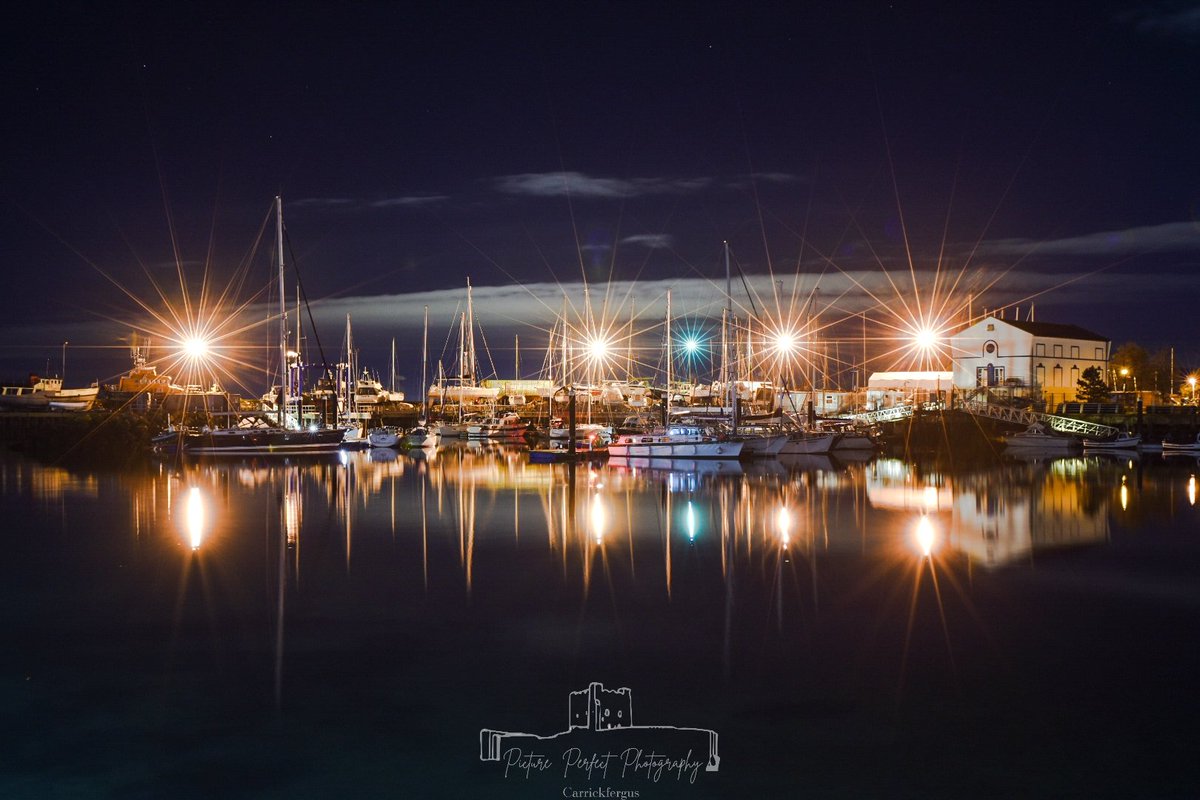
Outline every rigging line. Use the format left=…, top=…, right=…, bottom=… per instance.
left=282, top=224, right=328, bottom=369
left=732, top=252, right=760, bottom=319
left=476, top=324, right=498, bottom=380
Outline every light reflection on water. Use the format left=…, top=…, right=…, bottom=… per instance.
left=3, top=446, right=1198, bottom=793
left=4, top=446, right=1192, bottom=580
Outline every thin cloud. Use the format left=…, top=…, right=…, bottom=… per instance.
left=495, top=171, right=712, bottom=199
left=1118, top=6, right=1200, bottom=39
left=979, top=221, right=1200, bottom=257
left=619, top=233, right=674, bottom=249
left=370, top=195, right=449, bottom=208
left=291, top=197, right=359, bottom=207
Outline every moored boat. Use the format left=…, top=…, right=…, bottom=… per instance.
left=467, top=412, right=527, bottom=438
left=1082, top=432, right=1141, bottom=450
left=778, top=430, right=836, bottom=455
left=1161, top=433, right=1200, bottom=454
left=608, top=424, right=742, bottom=459
left=174, top=198, right=346, bottom=456
left=1004, top=422, right=1079, bottom=451
left=405, top=425, right=439, bottom=448
left=367, top=426, right=401, bottom=448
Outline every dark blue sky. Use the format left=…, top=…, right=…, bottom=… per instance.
left=3, top=1, right=1199, bottom=386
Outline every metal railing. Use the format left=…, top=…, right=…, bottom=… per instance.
left=838, top=396, right=1120, bottom=438
left=961, top=400, right=1118, bottom=437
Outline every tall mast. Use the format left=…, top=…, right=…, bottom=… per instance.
left=459, top=311, right=467, bottom=383
left=421, top=305, right=429, bottom=422
left=345, top=314, right=354, bottom=417
left=466, top=278, right=475, bottom=384
left=561, top=295, right=569, bottom=388
left=627, top=298, right=635, bottom=380
left=276, top=196, right=288, bottom=428
left=295, top=285, right=302, bottom=411
left=390, top=338, right=396, bottom=394
left=514, top=334, right=520, bottom=378
left=724, top=242, right=737, bottom=425
left=666, top=289, right=673, bottom=423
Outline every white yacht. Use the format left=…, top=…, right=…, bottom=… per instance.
left=608, top=424, right=743, bottom=459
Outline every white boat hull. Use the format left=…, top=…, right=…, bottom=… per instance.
left=739, top=434, right=788, bottom=456
left=778, top=432, right=836, bottom=455
left=607, top=440, right=742, bottom=459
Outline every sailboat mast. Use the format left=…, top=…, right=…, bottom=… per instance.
left=666, top=289, right=672, bottom=423
left=276, top=196, right=288, bottom=428
left=724, top=241, right=737, bottom=425
left=421, top=304, right=429, bottom=422
left=561, top=295, right=569, bottom=388
left=466, top=278, right=475, bottom=383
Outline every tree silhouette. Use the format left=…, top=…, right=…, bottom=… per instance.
left=1076, top=366, right=1111, bottom=403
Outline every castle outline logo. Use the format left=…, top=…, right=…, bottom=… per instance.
left=480, top=682, right=720, bottom=785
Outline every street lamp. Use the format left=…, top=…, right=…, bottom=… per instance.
left=1119, top=367, right=1129, bottom=393
left=1189, top=376, right=1196, bottom=405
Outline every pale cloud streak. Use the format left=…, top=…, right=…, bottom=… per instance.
left=495, top=171, right=712, bottom=199
left=979, top=221, right=1200, bottom=257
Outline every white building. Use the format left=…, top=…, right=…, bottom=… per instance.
left=950, top=317, right=1109, bottom=405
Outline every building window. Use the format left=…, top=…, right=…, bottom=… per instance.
left=1070, top=345, right=1080, bottom=358
left=976, top=365, right=1005, bottom=386
left=1070, top=365, right=1079, bottom=386
left=986, top=323, right=994, bottom=331
left=984, top=340, right=997, bottom=355
left=1053, top=344, right=1063, bottom=358
left=1035, top=343, right=1046, bottom=357
left=1053, top=364, right=1063, bottom=386
left=1095, top=347, right=1104, bottom=360
left=1036, top=364, right=1046, bottom=387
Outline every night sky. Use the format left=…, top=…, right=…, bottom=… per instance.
left=3, top=1, right=1199, bottom=388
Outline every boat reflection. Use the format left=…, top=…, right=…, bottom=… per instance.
left=2, top=447, right=1175, bottom=586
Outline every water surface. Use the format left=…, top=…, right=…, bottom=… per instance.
left=2, top=446, right=1198, bottom=798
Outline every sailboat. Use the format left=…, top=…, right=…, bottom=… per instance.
left=406, top=305, right=439, bottom=447
left=608, top=289, right=742, bottom=460
left=178, top=197, right=347, bottom=455
left=432, top=279, right=498, bottom=437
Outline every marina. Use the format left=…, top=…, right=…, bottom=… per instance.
left=5, top=3, right=1200, bottom=795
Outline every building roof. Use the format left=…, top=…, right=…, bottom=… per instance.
left=868, top=371, right=954, bottom=389
left=999, top=319, right=1107, bottom=342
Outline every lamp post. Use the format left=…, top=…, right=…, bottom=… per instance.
left=1189, top=376, right=1196, bottom=405
left=1119, top=367, right=1129, bottom=393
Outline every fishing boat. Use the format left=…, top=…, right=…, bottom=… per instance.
left=1082, top=432, right=1142, bottom=450
left=1004, top=422, right=1078, bottom=451
left=0, top=384, right=50, bottom=410
left=1161, top=433, right=1200, bottom=454
left=33, top=376, right=100, bottom=411
left=177, top=198, right=346, bottom=456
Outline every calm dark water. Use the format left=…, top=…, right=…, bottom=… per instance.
left=2, top=445, right=1198, bottom=798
